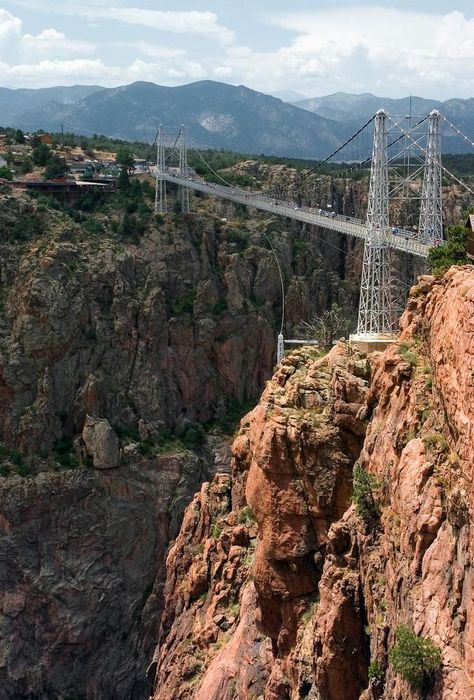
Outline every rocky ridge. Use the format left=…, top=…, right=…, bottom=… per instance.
left=151, top=266, right=474, bottom=700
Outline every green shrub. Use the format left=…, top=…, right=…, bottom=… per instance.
left=10, top=449, right=25, bottom=467
left=390, top=624, right=442, bottom=692
left=53, top=436, right=79, bottom=469
left=224, top=229, right=248, bottom=250
left=170, top=292, right=195, bottom=316
left=0, top=165, right=13, bottom=180
left=398, top=343, right=417, bottom=367
left=401, top=350, right=417, bottom=367
left=428, top=224, right=468, bottom=272
left=423, top=432, right=448, bottom=452
left=139, top=436, right=156, bottom=457
left=237, top=505, right=255, bottom=525
left=182, top=423, right=206, bottom=450
left=214, top=297, right=228, bottom=315
left=0, top=463, right=11, bottom=477
left=16, top=462, right=32, bottom=477
left=210, top=523, right=222, bottom=539
left=352, top=464, right=381, bottom=526
left=368, top=659, right=384, bottom=680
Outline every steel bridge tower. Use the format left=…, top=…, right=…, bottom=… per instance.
left=178, top=125, right=190, bottom=213
left=419, top=110, right=443, bottom=244
left=355, top=109, right=395, bottom=338
left=154, top=125, right=167, bottom=214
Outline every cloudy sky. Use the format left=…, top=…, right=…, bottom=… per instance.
left=1, top=0, right=474, bottom=99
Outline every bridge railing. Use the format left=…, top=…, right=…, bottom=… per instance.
left=162, top=173, right=430, bottom=258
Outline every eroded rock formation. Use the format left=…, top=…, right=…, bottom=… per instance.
left=152, top=266, right=474, bottom=700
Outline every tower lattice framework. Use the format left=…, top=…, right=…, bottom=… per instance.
left=419, top=110, right=443, bottom=244
left=356, top=109, right=395, bottom=337
left=154, top=125, right=167, bottom=214
left=178, top=125, right=190, bottom=213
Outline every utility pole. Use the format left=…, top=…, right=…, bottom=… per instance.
left=419, top=110, right=443, bottom=245
left=356, top=109, right=395, bottom=337
left=178, top=125, right=190, bottom=214
left=155, top=124, right=167, bottom=214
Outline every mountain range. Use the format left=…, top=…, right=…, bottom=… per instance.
left=294, top=92, right=474, bottom=154
left=0, top=80, right=473, bottom=158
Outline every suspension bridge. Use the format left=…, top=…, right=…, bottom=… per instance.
left=152, top=109, right=474, bottom=356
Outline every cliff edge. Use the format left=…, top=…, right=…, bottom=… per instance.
left=151, top=266, right=474, bottom=700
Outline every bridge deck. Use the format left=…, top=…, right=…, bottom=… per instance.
left=162, top=173, right=430, bottom=259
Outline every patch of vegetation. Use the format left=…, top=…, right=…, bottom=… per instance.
left=300, top=596, right=320, bottom=624
left=52, top=437, right=79, bottom=469
left=170, top=291, right=195, bottom=316
left=0, top=165, right=13, bottom=180
left=297, top=303, right=353, bottom=347
left=227, top=601, right=240, bottom=617
left=43, top=155, right=69, bottom=180
left=223, top=228, right=248, bottom=250
left=398, top=342, right=418, bottom=367
left=0, top=463, right=11, bottom=477
left=368, top=659, right=384, bottom=681
left=0, top=442, right=30, bottom=477
left=423, top=431, right=448, bottom=453
left=428, top=224, right=468, bottom=272
left=390, top=624, right=442, bottom=692
left=352, top=464, right=381, bottom=526
left=213, top=297, right=228, bottom=315
left=237, top=505, right=255, bottom=525
left=210, top=523, right=222, bottom=539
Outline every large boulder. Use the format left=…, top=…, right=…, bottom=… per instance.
left=82, top=416, right=120, bottom=469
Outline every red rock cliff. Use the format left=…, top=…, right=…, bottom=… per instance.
left=151, top=266, right=474, bottom=700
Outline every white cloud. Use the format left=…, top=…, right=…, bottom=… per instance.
left=0, top=56, right=207, bottom=88
left=22, top=28, right=95, bottom=55
left=124, top=58, right=206, bottom=83
left=1, top=3, right=474, bottom=99
left=257, top=7, right=474, bottom=97
left=0, top=9, right=22, bottom=40
left=3, top=3, right=235, bottom=45
left=0, top=58, right=119, bottom=86
left=80, top=7, right=235, bottom=45
left=130, top=42, right=186, bottom=60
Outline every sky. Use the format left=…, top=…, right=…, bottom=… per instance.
left=1, top=0, right=474, bottom=99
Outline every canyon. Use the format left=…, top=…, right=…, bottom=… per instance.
left=0, top=174, right=472, bottom=699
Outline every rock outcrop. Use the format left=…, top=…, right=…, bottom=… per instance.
left=151, top=343, right=371, bottom=699
left=82, top=415, right=120, bottom=468
left=151, top=266, right=474, bottom=700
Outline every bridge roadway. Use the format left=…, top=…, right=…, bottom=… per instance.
left=162, top=173, right=430, bottom=259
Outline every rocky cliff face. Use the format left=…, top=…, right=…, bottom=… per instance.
left=151, top=266, right=474, bottom=700
left=0, top=192, right=357, bottom=452
left=0, top=187, right=359, bottom=700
